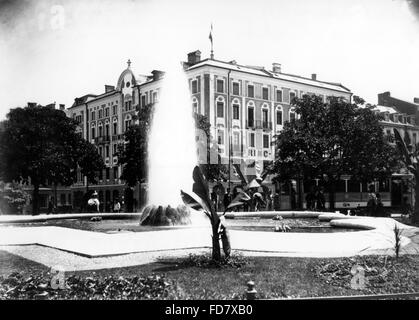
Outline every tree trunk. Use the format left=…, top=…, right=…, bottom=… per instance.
left=54, top=183, right=58, bottom=210
left=32, top=182, right=40, bottom=216
left=212, top=225, right=221, bottom=261
left=220, top=226, right=231, bottom=258
left=414, top=174, right=419, bottom=223
left=328, top=180, right=336, bottom=212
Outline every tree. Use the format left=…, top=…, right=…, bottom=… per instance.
left=0, top=181, right=31, bottom=215
left=181, top=166, right=250, bottom=261
left=393, top=128, right=419, bottom=223
left=271, top=95, right=400, bottom=210
left=0, top=104, right=104, bottom=215
left=117, top=103, right=154, bottom=188
left=194, top=113, right=228, bottom=182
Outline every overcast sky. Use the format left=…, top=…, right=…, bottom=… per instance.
left=1, top=0, right=419, bottom=119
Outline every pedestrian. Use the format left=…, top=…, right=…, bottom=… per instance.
left=273, top=192, right=281, bottom=211
left=223, top=190, right=231, bottom=211
left=290, top=186, right=297, bottom=210
left=401, top=196, right=412, bottom=220
left=113, top=200, right=121, bottom=213
left=366, top=186, right=377, bottom=217
left=306, top=187, right=315, bottom=211
left=47, top=198, right=54, bottom=215
left=316, top=187, right=326, bottom=211
left=375, top=193, right=385, bottom=217
left=88, top=191, right=100, bottom=213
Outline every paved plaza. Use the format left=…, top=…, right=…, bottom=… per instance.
left=0, top=212, right=418, bottom=272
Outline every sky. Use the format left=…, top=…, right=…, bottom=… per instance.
left=0, top=0, right=419, bottom=120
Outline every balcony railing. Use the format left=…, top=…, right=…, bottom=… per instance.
left=246, top=120, right=272, bottom=130
left=94, top=136, right=111, bottom=144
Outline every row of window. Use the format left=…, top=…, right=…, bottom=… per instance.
left=210, top=78, right=324, bottom=103
left=215, top=101, right=295, bottom=125
left=216, top=130, right=272, bottom=149
left=98, top=166, right=119, bottom=181
left=90, top=106, right=116, bottom=121
left=90, top=119, right=132, bottom=138
left=384, top=113, right=416, bottom=125
left=140, top=91, right=158, bottom=107
left=89, top=101, right=134, bottom=121
left=97, top=143, right=119, bottom=158
left=385, top=129, right=418, bottom=145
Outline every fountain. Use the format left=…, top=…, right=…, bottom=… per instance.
left=140, top=58, right=198, bottom=226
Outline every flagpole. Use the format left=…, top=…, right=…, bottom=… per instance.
left=209, top=23, right=214, bottom=60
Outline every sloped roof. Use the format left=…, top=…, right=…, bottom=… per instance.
left=374, top=105, right=398, bottom=114
left=188, top=58, right=351, bottom=94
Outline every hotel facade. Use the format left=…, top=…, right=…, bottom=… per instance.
left=66, top=50, right=353, bottom=212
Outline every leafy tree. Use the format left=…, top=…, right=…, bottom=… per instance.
left=194, top=113, right=228, bottom=182
left=0, top=104, right=104, bottom=215
left=0, top=181, right=31, bottom=214
left=271, top=95, right=400, bottom=210
left=117, top=103, right=154, bottom=187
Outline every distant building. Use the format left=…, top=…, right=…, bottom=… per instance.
left=372, top=92, right=419, bottom=207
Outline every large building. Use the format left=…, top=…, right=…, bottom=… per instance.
left=67, top=51, right=352, bottom=211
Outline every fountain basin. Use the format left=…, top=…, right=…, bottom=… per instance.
left=140, top=204, right=191, bottom=226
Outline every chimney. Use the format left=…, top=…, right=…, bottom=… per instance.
left=59, top=104, right=65, bottom=110
left=378, top=91, right=391, bottom=106
left=105, top=85, right=115, bottom=93
left=27, top=102, right=37, bottom=108
left=187, top=50, right=201, bottom=65
left=272, top=63, right=281, bottom=73
left=151, top=70, right=165, bottom=81
left=414, top=97, right=419, bottom=104
left=311, top=73, right=317, bottom=81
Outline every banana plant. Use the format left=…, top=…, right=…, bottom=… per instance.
left=393, top=128, right=419, bottom=222
left=181, top=166, right=250, bottom=261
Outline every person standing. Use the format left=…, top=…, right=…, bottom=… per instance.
left=47, top=198, right=54, bottom=215
left=375, top=193, right=385, bottom=217
left=113, top=200, right=121, bottom=213
left=366, top=186, right=377, bottom=217
left=88, top=191, right=100, bottom=213
left=316, top=187, right=326, bottom=211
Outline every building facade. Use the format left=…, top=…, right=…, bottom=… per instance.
left=67, top=50, right=352, bottom=212
left=372, top=92, right=419, bottom=208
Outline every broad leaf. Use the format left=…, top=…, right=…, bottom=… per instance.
left=180, top=190, right=204, bottom=212
left=232, top=163, right=248, bottom=185
left=180, top=190, right=212, bottom=220
left=224, top=191, right=251, bottom=214
left=192, top=166, right=213, bottom=214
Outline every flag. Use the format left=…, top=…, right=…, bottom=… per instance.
left=209, top=23, right=213, bottom=44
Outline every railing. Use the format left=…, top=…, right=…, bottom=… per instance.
left=94, top=136, right=111, bottom=144
left=246, top=120, right=272, bottom=130
left=112, top=134, right=124, bottom=141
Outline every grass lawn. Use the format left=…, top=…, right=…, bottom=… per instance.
left=0, top=249, right=418, bottom=299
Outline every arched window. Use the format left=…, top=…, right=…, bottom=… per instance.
left=192, top=97, right=199, bottom=114
left=124, top=115, right=132, bottom=132
left=276, top=106, right=283, bottom=125
left=247, top=101, right=255, bottom=128
left=262, top=104, right=269, bottom=129
left=289, top=108, right=296, bottom=122
left=232, top=103, right=240, bottom=120
left=216, top=97, right=225, bottom=118
left=98, top=123, right=103, bottom=137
